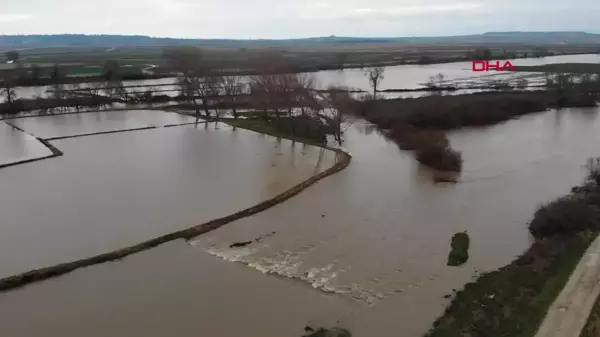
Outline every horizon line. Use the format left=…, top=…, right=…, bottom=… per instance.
left=1, top=30, right=599, bottom=41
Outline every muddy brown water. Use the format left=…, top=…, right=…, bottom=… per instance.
left=0, top=122, right=52, bottom=165
left=1, top=108, right=600, bottom=336
left=0, top=116, right=336, bottom=278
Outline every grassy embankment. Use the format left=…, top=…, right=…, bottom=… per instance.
left=425, top=161, right=600, bottom=336
left=582, top=295, right=600, bottom=336
left=224, top=118, right=329, bottom=146
left=427, top=172, right=600, bottom=336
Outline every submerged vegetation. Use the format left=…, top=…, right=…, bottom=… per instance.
left=303, top=326, right=352, bottom=337
left=358, top=91, right=594, bottom=131
left=447, top=232, right=470, bottom=266
left=427, top=158, right=600, bottom=337
left=357, top=71, right=598, bottom=174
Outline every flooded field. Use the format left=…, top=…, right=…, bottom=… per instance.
left=0, top=122, right=52, bottom=166
left=313, top=53, right=600, bottom=91
left=7, top=109, right=197, bottom=139
left=12, top=54, right=600, bottom=100
left=0, top=113, right=337, bottom=278
left=0, top=241, right=358, bottom=337
left=1, top=107, right=600, bottom=336
left=190, top=107, right=600, bottom=335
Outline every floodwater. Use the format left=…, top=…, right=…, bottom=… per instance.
left=11, top=53, right=600, bottom=99
left=190, top=107, right=600, bottom=335
left=8, top=109, right=197, bottom=139
left=2, top=108, right=600, bottom=336
left=0, top=122, right=52, bottom=166
left=313, top=53, right=600, bottom=90
left=0, top=117, right=337, bottom=278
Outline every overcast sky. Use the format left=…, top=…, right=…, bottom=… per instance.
left=1, top=0, right=600, bottom=38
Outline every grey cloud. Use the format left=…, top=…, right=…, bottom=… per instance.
left=1, top=0, right=599, bottom=38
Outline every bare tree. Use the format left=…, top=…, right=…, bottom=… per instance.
left=366, top=67, right=385, bottom=98
left=249, top=73, right=282, bottom=120
left=222, top=75, right=244, bottom=118
left=164, top=46, right=218, bottom=120
left=204, top=74, right=224, bottom=119
left=85, top=82, right=104, bottom=96
left=336, top=53, right=349, bottom=70
left=247, top=54, right=294, bottom=120
left=546, top=73, right=575, bottom=107
left=0, top=73, right=17, bottom=113
left=50, top=64, right=61, bottom=82
left=103, top=60, right=120, bottom=80
left=4, top=51, right=19, bottom=63
left=322, top=86, right=354, bottom=145
left=515, top=78, right=529, bottom=90
left=30, top=64, right=41, bottom=81
left=294, top=73, right=319, bottom=117
left=66, top=83, right=82, bottom=111
left=82, top=82, right=106, bottom=108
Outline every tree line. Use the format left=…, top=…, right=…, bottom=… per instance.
left=1, top=47, right=359, bottom=145
left=163, top=46, right=357, bottom=144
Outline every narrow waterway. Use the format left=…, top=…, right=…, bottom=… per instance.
left=1, top=107, right=600, bottom=336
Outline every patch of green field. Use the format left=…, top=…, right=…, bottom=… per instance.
left=223, top=118, right=327, bottom=146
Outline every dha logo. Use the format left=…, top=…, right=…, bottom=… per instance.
left=472, top=60, right=516, bottom=72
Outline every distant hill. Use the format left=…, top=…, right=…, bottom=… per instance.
left=1, top=31, right=600, bottom=49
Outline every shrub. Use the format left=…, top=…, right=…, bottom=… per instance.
left=529, top=197, right=600, bottom=238
left=303, top=327, right=351, bottom=337
left=271, top=116, right=328, bottom=143
left=389, top=123, right=448, bottom=150
left=416, top=145, right=463, bottom=172
left=587, top=157, right=600, bottom=185
left=358, top=92, right=550, bottom=130
left=448, top=232, right=470, bottom=266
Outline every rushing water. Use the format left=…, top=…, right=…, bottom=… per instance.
left=1, top=107, right=600, bottom=336
left=12, top=54, right=600, bottom=100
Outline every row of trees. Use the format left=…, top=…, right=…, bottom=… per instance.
left=465, top=47, right=552, bottom=61
left=163, top=46, right=354, bottom=143
left=545, top=72, right=600, bottom=107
